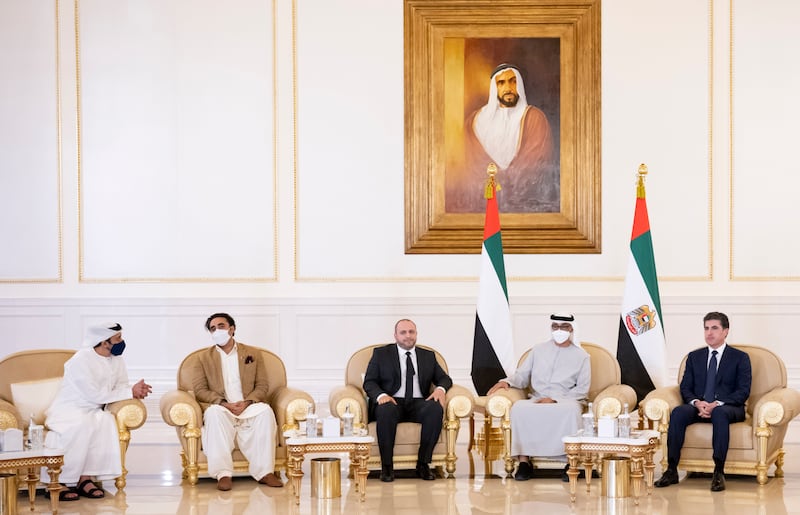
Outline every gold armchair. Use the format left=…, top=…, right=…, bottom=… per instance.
left=327, top=344, right=474, bottom=477
left=159, top=346, right=313, bottom=485
left=475, top=342, right=637, bottom=476
left=642, top=344, right=800, bottom=484
left=0, top=349, right=147, bottom=490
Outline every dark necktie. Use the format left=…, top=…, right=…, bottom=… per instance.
left=404, top=351, right=415, bottom=402
left=703, top=350, right=718, bottom=402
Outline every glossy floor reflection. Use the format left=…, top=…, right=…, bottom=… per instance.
left=14, top=441, right=800, bottom=514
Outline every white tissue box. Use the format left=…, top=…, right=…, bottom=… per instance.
left=322, top=417, right=340, bottom=437
left=597, top=416, right=618, bottom=438
left=0, top=428, right=24, bottom=452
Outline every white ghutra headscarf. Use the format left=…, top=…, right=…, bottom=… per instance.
left=473, top=65, right=529, bottom=170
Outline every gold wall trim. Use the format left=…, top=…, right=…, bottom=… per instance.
left=0, top=0, right=63, bottom=284
left=729, top=0, right=735, bottom=280
left=293, top=0, right=299, bottom=281
left=727, top=0, right=799, bottom=281
left=75, top=0, right=278, bottom=283
left=707, top=0, right=714, bottom=281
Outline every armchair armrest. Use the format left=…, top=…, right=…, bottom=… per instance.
left=329, top=385, right=367, bottom=428
left=445, top=384, right=474, bottom=419
left=159, top=389, right=204, bottom=486
left=107, top=398, right=147, bottom=431
left=0, top=399, right=21, bottom=430
left=272, top=386, right=313, bottom=433
left=753, top=387, right=800, bottom=428
left=484, top=387, right=526, bottom=418
left=159, top=389, right=202, bottom=429
left=441, top=383, right=474, bottom=477
left=106, top=398, right=147, bottom=490
left=594, top=384, right=637, bottom=418
left=641, top=386, right=682, bottom=424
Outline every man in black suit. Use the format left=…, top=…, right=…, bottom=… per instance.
left=363, top=319, right=453, bottom=482
left=655, top=311, right=752, bottom=492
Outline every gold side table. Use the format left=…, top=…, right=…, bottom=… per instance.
left=0, top=448, right=65, bottom=514
left=284, top=433, right=373, bottom=505
left=562, top=430, right=660, bottom=505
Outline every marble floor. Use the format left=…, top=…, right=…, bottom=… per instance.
left=10, top=441, right=800, bottom=514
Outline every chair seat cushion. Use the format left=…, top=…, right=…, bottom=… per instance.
left=366, top=421, right=445, bottom=457
left=683, top=417, right=754, bottom=451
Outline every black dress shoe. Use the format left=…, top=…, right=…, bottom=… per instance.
left=710, top=471, right=726, bottom=492
left=416, top=463, right=435, bottom=480
left=654, top=468, right=679, bottom=488
left=380, top=466, right=394, bottom=482
left=515, top=461, right=533, bottom=481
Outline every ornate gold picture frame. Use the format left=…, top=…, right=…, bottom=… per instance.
left=404, top=0, right=601, bottom=254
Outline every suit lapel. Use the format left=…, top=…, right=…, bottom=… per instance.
left=715, top=347, right=732, bottom=384
left=209, top=346, right=224, bottom=393
left=236, top=347, right=246, bottom=389
left=387, top=345, right=401, bottom=388
left=416, top=348, right=430, bottom=391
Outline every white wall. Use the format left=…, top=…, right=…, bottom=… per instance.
left=2, top=0, right=800, bottom=443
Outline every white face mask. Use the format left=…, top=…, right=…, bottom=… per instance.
left=552, top=329, right=571, bottom=344
left=211, top=329, right=231, bottom=346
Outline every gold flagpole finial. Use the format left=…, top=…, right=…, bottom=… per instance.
left=484, top=163, right=501, bottom=199
left=636, top=163, right=648, bottom=198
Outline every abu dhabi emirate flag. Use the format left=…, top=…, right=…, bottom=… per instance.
left=471, top=169, right=515, bottom=396
left=616, top=165, right=667, bottom=404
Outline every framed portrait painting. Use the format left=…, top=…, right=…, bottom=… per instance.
left=404, top=0, right=601, bottom=254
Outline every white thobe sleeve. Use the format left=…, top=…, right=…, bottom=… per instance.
left=558, top=354, right=591, bottom=403
left=68, top=356, right=132, bottom=405
left=503, top=349, right=534, bottom=390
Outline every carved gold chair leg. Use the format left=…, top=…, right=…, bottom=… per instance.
left=445, top=416, right=460, bottom=477
left=116, top=428, right=131, bottom=490
left=501, top=416, right=514, bottom=477
left=184, top=430, right=201, bottom=486
left=775, top=449, right=785, bottom=478
left=468, top=414, right=475, bottom=452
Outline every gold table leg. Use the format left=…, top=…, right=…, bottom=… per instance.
left=630, top=449, right=645, bottom=505
left=643, top=443, right=657, bottom=495
left=354, top=443, right=370, bottom=502
left=46, top=460, right=63, bottom=515
left=567, top=452, right=580, bottom=503
left=287, top=445, right=305, bottom=505
left=23, top=466, right=39, bottom=511
left=582, top=453, right=595, bottom=493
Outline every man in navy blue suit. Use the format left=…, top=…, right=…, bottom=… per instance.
left=363, top=319, right=453, bottom=482
left=654, top=312, right=752, bottom=492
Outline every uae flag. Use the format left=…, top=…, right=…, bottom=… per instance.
left=471, top=173, right=515, bottom=396
left=616, top=166, right=667, bottom=404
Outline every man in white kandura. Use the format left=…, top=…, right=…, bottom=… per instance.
left=45, top=323, right=152, bottom=501
left=487, top=313, right=591, bottom=481
left=194, top=313, right=282, bottom=491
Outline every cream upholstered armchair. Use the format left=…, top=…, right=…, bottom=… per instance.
left=327, top=344, right=474, bottom=477
left=0, top=349, right=147, bottom=490
left=477, top=342, right=637, bottom=476
left=642, top=344, right=800, bottom=484
left=159, top=346, right=313, bottom=485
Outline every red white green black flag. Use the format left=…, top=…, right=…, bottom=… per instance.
left=471, top=166, right=515, bottom=396
left=616, top=164, right=667, bottom=403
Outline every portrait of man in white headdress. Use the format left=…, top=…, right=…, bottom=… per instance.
left=444, top=39, right=560, bottom=213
